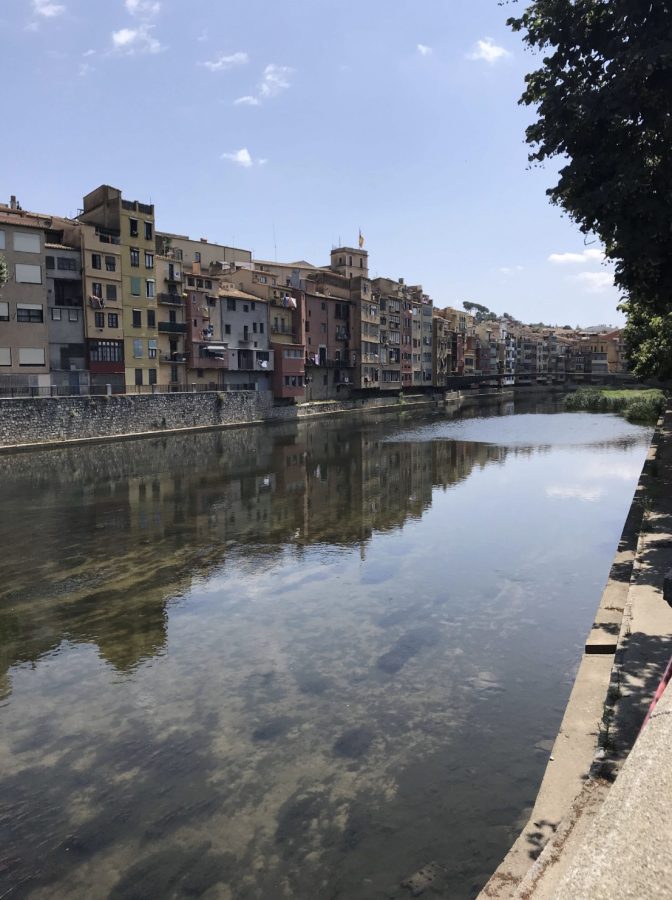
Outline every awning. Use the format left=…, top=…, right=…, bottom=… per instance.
left=202, top=344, right=228, bottom=352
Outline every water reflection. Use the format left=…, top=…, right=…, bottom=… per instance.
left=0, top=403, right=652, bottom=899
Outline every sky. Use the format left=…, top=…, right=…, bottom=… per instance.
left=0, top=0, right=623, bottom=327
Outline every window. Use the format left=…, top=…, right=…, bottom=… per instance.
left=46, top=255, right=55, bottom=270
left=130, top=247, right=140, bottom=267
left=105, top=256, right=116, bottom=272
left=227, top=298, right=236, bottom=311
left=225, top=323, right=231, bottom=335
left=259, top=322, right=264, bottom=334
left=148, top=339, right=157, bottom=359
left=17, top=304, right=44, bottom=323
left=132, top=310, right=141, bottom=328
left=92, top=282, right=103, bottom=298
left=147, top=309, right=156, bottom=327
left=168, top=310, right=177, bottom=324
left=92, top=253, right=102, bottom=269
left=144, top=221, right=153, bottom=240
left=148, top=367, right=157, bottom=385
left=52, top=308, right=62, bottom=321
left=19, top=348, right=45, bottom=366
left=146, top=280, right=155, bottom=299
left=0, top=301, right=8, bottom=321
left=108, top=313, right=118, bottom=328
left=129, top=218, right=138, bottom=237
left=145, top=251, right=154, bottom=269
left=204, top=279, right=212, bottom=289
left=15, top=264, right=42, bottom=284
left=14, top=232, right=40, bottom=253
left=251, top=301, right=256, bottom=310
left=131, top=277, right=141, bottom=296
left=106, top=284, right=117, bottom=302
left=133, top=339, right=143, bottom=358
left=95, top=312, right=105, bottom=328
left=0, top=231, right=4, bottom=250
left=0, top=347, right=10, bottom=366
left=253, top=322, right=257, bottom=333
left=57, top=257, right=77, bottom=271
left=194, top=251, right=201, bottom=263
left=187, top=276, right=195, bottom=287
left=258, top=275, right=267, bottom=284
left=68, top=309, right=79, bottom=322
left=135, top=368, right=143, bottom=385
left=89, top=340, right=123, bottom=363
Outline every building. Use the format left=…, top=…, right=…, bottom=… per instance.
left=78, top=185, right=158, bottom=390
left=432, top=310, right=452, bottom=387
left=0, top=198, right=51, bottom=392
left=44, top=224, right=88, bottom=394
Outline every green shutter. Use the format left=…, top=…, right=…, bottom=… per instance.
left=131, top=277, right=141, bottom=296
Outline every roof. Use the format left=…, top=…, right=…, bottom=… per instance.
left=218, top=283, right=268, bottom=302
left=45, top=242, right=77, bottom=251
left=0, top=212, right=50, bottom=230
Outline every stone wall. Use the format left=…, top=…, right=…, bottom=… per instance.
left=0, top=391, right=274, bottom=448
left=0, top=386, right=550, bottom=450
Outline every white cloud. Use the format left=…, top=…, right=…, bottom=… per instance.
left=548, top=249, right=605, bottom=265
left=574, top=272, right=615, bottom=293
left=467, top=37, right=510, bottom=64
left=83, top=48, right=95, bottom=57
left=202, top=51, right=248, bottom=72
left=546, top=485, right=604, bottom=502
left=234, top=63, right=293, bottom=107
left=33, top=0, right=65, bottom=17
left=222, top=148, right=264, bottom=168
left=499, top=265, right=524, bottom=276
left=111, top=24, right=163, bottom=53
left=125, top=0, right=160, bottom=16
left=259, top=63, right=292, bottom=98
left=417, top=44, right=432, bottom=56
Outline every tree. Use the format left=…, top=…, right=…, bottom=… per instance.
left=507, top=1, right=672, bottom=378
left=463, top=301, right=499, bottom=323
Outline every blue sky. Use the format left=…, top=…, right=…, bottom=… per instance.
left=1, top=0, right=622, bottom=327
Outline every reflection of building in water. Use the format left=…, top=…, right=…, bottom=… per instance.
left=0, top=412, right=508, bottom=696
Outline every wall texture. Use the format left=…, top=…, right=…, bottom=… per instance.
left=0, top=391, right=274, bottom=447
left=0, top=388, right=521, bottom=450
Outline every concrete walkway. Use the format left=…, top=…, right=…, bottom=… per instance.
left=480, top=409, right=672, bottom=899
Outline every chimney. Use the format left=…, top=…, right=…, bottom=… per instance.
left=10, top=195, right=17, bottom=210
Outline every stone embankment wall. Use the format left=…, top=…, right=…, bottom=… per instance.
left=0, top=392, right=273, bottom=448
left=0, top=388, right=520, bottom=450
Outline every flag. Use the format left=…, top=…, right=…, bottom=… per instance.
left=358, top=229, right=365, bottom=249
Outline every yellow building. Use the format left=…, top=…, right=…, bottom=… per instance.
left=79, top=186, right=158, bottom=390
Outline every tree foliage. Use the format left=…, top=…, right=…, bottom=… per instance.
left=463, top=301, right=498, bottom=323
left=507, top=0, right=672, bottom=377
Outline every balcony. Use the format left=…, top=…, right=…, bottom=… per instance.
left=271, top=323, right=293, bottom=336
left=158, top=322, right=187, bottom=334
left=158, top=293, right=184, bottom=306
left=160, top=352, right=187, bottom=364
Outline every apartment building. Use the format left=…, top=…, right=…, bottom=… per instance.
left=374, top=278, right=403, bottom=390
left=218, top=282, right=273, bottom=392
left=432, top=311, right=452, bottom=387
left=44, top=226, right=88, bottom=394
left=77, top=185, right=158, bottom=389
left=0, top=201, right=51, bottom=390
left=155, top=254, right=188, bottom=389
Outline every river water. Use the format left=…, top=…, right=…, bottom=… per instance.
left=0, top=400, right=652, bottom=899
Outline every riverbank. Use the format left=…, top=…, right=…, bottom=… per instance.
left=480, top=407, right=672, bottom=899
left=0, top=384, right=564, bottom=453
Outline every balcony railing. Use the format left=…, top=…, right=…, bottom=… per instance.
left=160, top=352, right=188, bottom=364
left=158, top=293, right=184, bottom=306
left=158, top=322, right=187, bottom=334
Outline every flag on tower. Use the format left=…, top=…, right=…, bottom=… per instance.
left=358, top=229, right=365, bottom=249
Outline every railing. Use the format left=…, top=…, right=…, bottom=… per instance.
left=160, top=353, right=188, bottom=363
left=158, top=293, right=184, bottom=306
left=158, top=322, right=187, bottom=334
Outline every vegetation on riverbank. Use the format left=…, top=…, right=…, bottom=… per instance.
left=564, top=388, right=665, bottom=424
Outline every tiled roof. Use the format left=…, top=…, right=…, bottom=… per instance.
left=0, top=212, right=50, bottom=230
left=45, top=243, right=77, bottom=251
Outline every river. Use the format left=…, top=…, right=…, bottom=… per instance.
left=0, top=400, right=653, bottom=899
